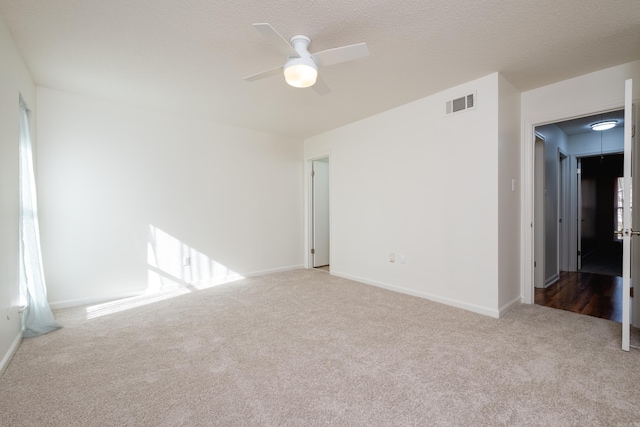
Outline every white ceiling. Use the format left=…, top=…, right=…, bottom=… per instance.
left=1, top=0, right=639, bottom=139
left=553, top=110, right=625, bottom=136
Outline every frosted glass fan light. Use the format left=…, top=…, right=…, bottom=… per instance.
left=284, top=59, right=318, bottom=88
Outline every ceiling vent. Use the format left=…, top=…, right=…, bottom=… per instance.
left=446, top=92, right=476, bottom=116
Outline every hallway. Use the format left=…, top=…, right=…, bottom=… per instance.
left=535, top=271, right=623, bottom=323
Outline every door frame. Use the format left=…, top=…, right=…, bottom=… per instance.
left=622, top=79, right=633, bottom=350
left=557, top=149, right=568, bottom=273
left=533, top=134, right=546, bottom=288
left=522, top=103, right=629, bottom=305
left=304, top=151, right=331, bottom=269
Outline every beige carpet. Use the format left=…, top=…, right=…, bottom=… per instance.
left=1, top=269, right=640, bottom=426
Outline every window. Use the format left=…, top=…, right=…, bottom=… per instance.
left=614, top=177, right=632, bottom=240
left=19, top=96, right=61, bottom=336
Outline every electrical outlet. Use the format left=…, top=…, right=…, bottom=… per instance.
left=389, top=252, right=395, bottom=263
left=6, top=308, right=10, bottom=320
left=399, top=254, right=406, bottom=264
left=183, top=257, right=191, bottom=267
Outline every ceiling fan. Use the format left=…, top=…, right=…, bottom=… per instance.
left=243, top=23, right=369, bottom=95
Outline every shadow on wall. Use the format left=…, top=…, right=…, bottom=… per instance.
left=86, top=225, right=243, bottom=319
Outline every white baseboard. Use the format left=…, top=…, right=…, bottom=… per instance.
left=190, top=264, right=304, bottom=288
left=0, top=330, right=22, bottom=377
left=499, top=296, right=521, bottom=317
left=49, top=264, right=305, bottom=310
left=545, top=273, right=559, bottom=288
left=330, top=271, right=500, bottom=318
left=243, top=264, right=304, bottom=278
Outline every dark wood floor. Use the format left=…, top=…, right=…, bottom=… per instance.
left=535, top=271, right=623, bottom=323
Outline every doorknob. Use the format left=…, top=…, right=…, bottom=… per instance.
left=615, top=229, right=640, bottom=237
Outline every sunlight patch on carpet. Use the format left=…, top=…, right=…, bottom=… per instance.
left=86, top=287, right=191, bottom=319
left=86, top=225, right=246, bottom=319
left=147, top=224, right=243, bottom=290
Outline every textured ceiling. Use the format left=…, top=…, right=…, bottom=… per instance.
left=1, top=0, right=639, bottom=138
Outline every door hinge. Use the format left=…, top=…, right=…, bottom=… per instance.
left=311, top=170, right=315, bottom=177
left=631, top=287, right=634, bottom=298
left=577, top=168, right=581, bottom=175
left=577, top=251, right=581, bottom=256
left=311, top=248, right=315, bottom=254
left=534, top=261, right=536, bottom=267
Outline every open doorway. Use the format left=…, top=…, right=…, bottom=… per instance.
left=534, top=110, right=625, bottom=322
left=311, top=157, right=330, bottom=271
left=578, top=154, right=624, bottom=276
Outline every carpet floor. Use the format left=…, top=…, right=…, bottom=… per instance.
left=1, top=269, right=639, bottom=426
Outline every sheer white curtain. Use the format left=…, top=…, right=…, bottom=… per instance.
left=19, top=97, right=61, bottom=337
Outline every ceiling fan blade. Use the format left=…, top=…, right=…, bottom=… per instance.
left=253, top=23, right=298, bottom=57
left=243, top=65, right=283, bottom=82
left=312, top=76, right=331, bottom=96
left=311, top=42, right=369, bottom=67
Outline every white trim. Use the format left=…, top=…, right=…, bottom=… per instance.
left=49, top=264, right=305, bottom=309
left=304, top=151, right=331, bottom=269
left=622, top=79, right=633, bottom=352
left=242, top=264, right=304, bottom=278
left=575, top=148, right=623, bottom=158
left=499, top=296, right=521, bottom=317
left=522, top=120, right=535, bottom=303
left=533, top=135, right=545, bottom=289
left=558, top=148, right=569, bottom=272
left=527, top=103, right=625, bottom=130
left=0, top=331, right=22, bottom=377
left=331, top=271, right=500, bottom=318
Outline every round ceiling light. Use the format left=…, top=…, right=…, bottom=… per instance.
left=590, top=120, right=617, bottom=131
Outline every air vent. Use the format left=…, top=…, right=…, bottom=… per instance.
left=446, top=92, right=476, bottom=115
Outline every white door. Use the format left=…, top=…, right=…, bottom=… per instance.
left=621, top=79, right=634, bottom=351
left=312, top=159, right=330, bottom=267
left=534, top=137, right=545, bottom=288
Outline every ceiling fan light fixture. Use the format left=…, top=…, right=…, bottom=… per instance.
left=284, top=58, right=317, bottom=88
left=590, top=120, right=617, bottom=131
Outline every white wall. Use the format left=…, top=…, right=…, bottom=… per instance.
left=497, top=74, right=521, bottom=311
left=0, top=15, right=36, bottom=372
left=37, top=88, right=304, bottom=306
left=567, top=127, right=624, bottom=156
left=520, top=60, right=640, bottom=304
left=305, top=73, right=504, bottom=317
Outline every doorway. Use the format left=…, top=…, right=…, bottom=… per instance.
left=578, top=154, right=623, bottom=277
left=310, top=157, right=330, bottom=271
left=533, top=110, right=625, bottom=322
